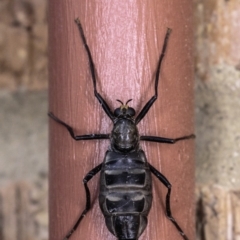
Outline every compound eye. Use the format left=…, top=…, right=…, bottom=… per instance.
left=127, top=107, right=135, bottom=117
left=114, top=108, right=121, bottom=117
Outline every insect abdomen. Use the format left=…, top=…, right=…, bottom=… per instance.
left=99, top=150, right=152, bottom=239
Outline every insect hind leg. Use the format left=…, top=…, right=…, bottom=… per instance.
left=63, top=163, right=102, bottom=240
left=149, top=163, right=189, bottom=240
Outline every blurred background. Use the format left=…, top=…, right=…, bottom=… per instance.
left=0, top=0, right=48, bottom=239
left=0, top=0, right=240, bottom=239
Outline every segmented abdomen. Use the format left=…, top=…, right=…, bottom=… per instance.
left=99, top=150, right=152, bottom=240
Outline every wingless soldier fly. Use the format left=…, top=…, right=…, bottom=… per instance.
left=49, top=18, right=195, bottom=240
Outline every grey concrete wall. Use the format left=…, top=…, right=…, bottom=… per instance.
left=0, top=91, right=48, bottom=240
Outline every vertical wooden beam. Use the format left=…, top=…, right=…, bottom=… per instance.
left=48, top=0, right=194, bottom=240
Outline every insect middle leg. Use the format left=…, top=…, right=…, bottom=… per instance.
left=149, top=163, right=189, bottom=240
left=48, top=112, right=109, bottom=140
left=63, top=163, right=102, bottom=240
left=140, top=134, right=195, bottom=144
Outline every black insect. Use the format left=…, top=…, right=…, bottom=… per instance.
left=49, top=18, right=195, bottom=240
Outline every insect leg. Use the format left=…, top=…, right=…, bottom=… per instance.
left=75, top=18, right=115, bottom=121
left=149, top=163, right=189, bottom=240
left=140, top=134, right=195, bottom=143
left=135, top=28, right=171, bottom=125
left=48, top=112, right=109, bottom=140
left=63, top=163, right=102, bottom=240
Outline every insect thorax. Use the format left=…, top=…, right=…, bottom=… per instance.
left=110, top=118, right=139, bottom=152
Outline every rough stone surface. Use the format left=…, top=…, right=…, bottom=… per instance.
left=194, top=1, right=240, bottom=239
left=0, top=0, right=47, bottom=91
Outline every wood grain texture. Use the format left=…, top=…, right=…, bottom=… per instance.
left=48, top=0, right=194, bottom=240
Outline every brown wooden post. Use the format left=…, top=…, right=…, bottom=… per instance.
left=48, top=0, right=194, bottom=240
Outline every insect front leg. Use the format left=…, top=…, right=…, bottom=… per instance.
left=63, top=163, right=102, bottom=240
left=149, top=163, right=189, bottom=240
left=75, top=18, right=115, bottom=121
left=135, top=28, right=171, bottom=125
left=48, top=112, right=110, bottom=140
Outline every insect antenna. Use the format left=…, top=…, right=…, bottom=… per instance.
left=116, top=99, right=124, bottom=105
left=125, top=99, right=133, bottom=105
